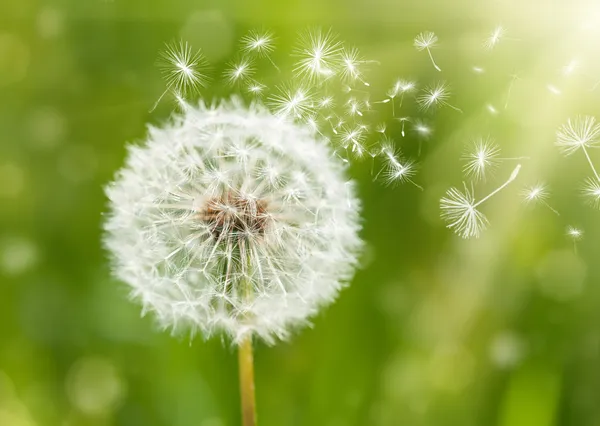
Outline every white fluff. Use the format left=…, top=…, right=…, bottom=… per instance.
left=103, top=99, right=362, bottom=344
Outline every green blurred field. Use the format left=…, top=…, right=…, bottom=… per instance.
left=1, top=0, right=600, bottom=425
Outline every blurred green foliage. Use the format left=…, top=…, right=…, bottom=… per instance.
left=1, top=0, right=600, bottom=425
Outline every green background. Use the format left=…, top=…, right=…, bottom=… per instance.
left=1, top=0, right=600, bottom=425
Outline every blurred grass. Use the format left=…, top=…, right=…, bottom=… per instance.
left=2, top=0, right=600, bottom=425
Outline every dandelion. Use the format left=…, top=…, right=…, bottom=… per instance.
left=440, top=164, right=521, bottom=238
left=245, top=80, right=267, bottom=98
left=397, top=117, right=410, bottom=137
left=484, top=25, right=505, bottom=50
left=338, top=124, right=368, bottom=158
left=104, top=99, right=362, bottom=425
left=339, top=47, right=370, bottom=87
left=582, top=177, right=600, bottom=209
left=566, top=226, right=583, bottom=253
left=376, top=140, right=423, bottom=189
left=294, top=28, right=343, bottom=83
left=153, top=40, right=209, bottom=111
left=417, top=81, right=462, bottom=112
left=521, top=183, right=560, bottom=215
left=345, top=97, right=365, bottom=117
left=414, top=31, right=442, bottom=72
left=224, top=57, right=255, bottom=86
left=268, top=85, right=315, bottom=120
left=462, top=138, right=525, bottom=181
left=556, top=116, right=600, bottom=182
left=240, top=29, right=279, bottom=70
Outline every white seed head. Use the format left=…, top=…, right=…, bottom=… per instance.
left=157, top=40, right=209, bottom=95
left=268, top=85, right=315, bottom=120
left=462, top=138, right=501, bottom=181
left=521, top=183, right=549, bottom=203
left=339, top=47, right=369, bottom=86
left=103, top=99, right=363, bottom=344
left=223, top=57, right=255, bottom=86
left=293, top=28, right=343, bottom=83
left=440, top=184, right=488, bottom=239
left=413, top=31, right=438, bottom=50
left=240, top=29, right=276, bottom=57
left=582, top=177, right=600, bottom=209
left=483, top=25, right=505, bottom=50
left=556, top=115, right=600, bottom=156
left=417, top=81, right=460, bottom=112
left=566, top=226, right=584, bottom=241
left=378, top=140, right=421, bottom=188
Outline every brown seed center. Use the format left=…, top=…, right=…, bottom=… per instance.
left=199, top=192, right=269, bottom=240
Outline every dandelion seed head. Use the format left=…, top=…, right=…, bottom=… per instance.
left=240, top=29, right=276, bottom=57
left=246, top=80, right=266, bottom=97
left=566, top=226, right=584, bottom=241
left=582, top=177, right=600, bottom=209
left=104, top=100, right=362, bottom=344
left=339, top=47, right=369, bottom=86
left=417, top=81, right=452, bottom=110
left=484, top=25, right=505, bottom=50
left=556, top=115, right=600, bottom=156
left=268, top=85, right=315, bottom=120
left=413, top=120, right=431, bottom=138
left=224, top=57, right=255, bottom=86
left=158, top=40, right=209, bottom=95
left=521, top=183, right=549, bottom=203
left=294, top=28, right=343, bottom=82
left=440, top=184, right=488, bottom=239
left=462, top=138, right=501, bottom=180
left=379, top=140, right=418, bottom=187
left=414, top=31, right=438, bottom=50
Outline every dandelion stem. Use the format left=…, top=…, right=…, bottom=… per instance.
left=238, top=335, right=257, bottom=426
left=474, top=164, right=521, bottom=207
left=582, top=146, right=600, bottom=182
left=427, top=48, right=441, bottom=72
left=238, top=239, right=257, bottom=426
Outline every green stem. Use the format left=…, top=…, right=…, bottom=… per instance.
left=238, top=335, right=257, bottom=426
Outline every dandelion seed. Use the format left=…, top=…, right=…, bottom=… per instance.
left=521, top=183, right=560, bottom=215
left=462, top=138, right=525, bottom=181
left=504, top=72, right=520, bottom=109
left=441, top=164, right=522, bottom=239
left=566, top=225, right=583, bottom=253
left=484, top=25, right=505, bottom=50
left=240, top=29, right=279, bottom=70
left=339, top=47, right=370, bottom=87
left=294, top=28, right=343, bottom=83
left=472, top=66, right=485, bottom=74
left=562, top=59, right=580, bottom=77
left=246, top=80, right=267, bottom=97
left=318, top=96, right=335, bottom=109
left=556, top=116, right=600, bottom=181
left=462, top=138, right=501, bottom=181
left=375, top=123, right=387, bottom=134
left=486, top=104, right=498, bottom=115
left=268, top=85, right=315, bottom=120
left=547, top=84, right=561, bottom=95
left=582, top=177, right=600, bottom=209
left=414, top=31, right=442, bottom=72
left=338, top=124, right=368, bottom=158
left=104, top=99, right=363, bottom=344
left=223, top=57, right=255, bottom=86
left=153, top=40, right=209, bottom=111
left=397, top=117, right=410, bottom=137
left=376, top=140, right=423, bottom=189
left=345, top=97, right=365, bottom=117
left=417, top=81, right=462, bottom=112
